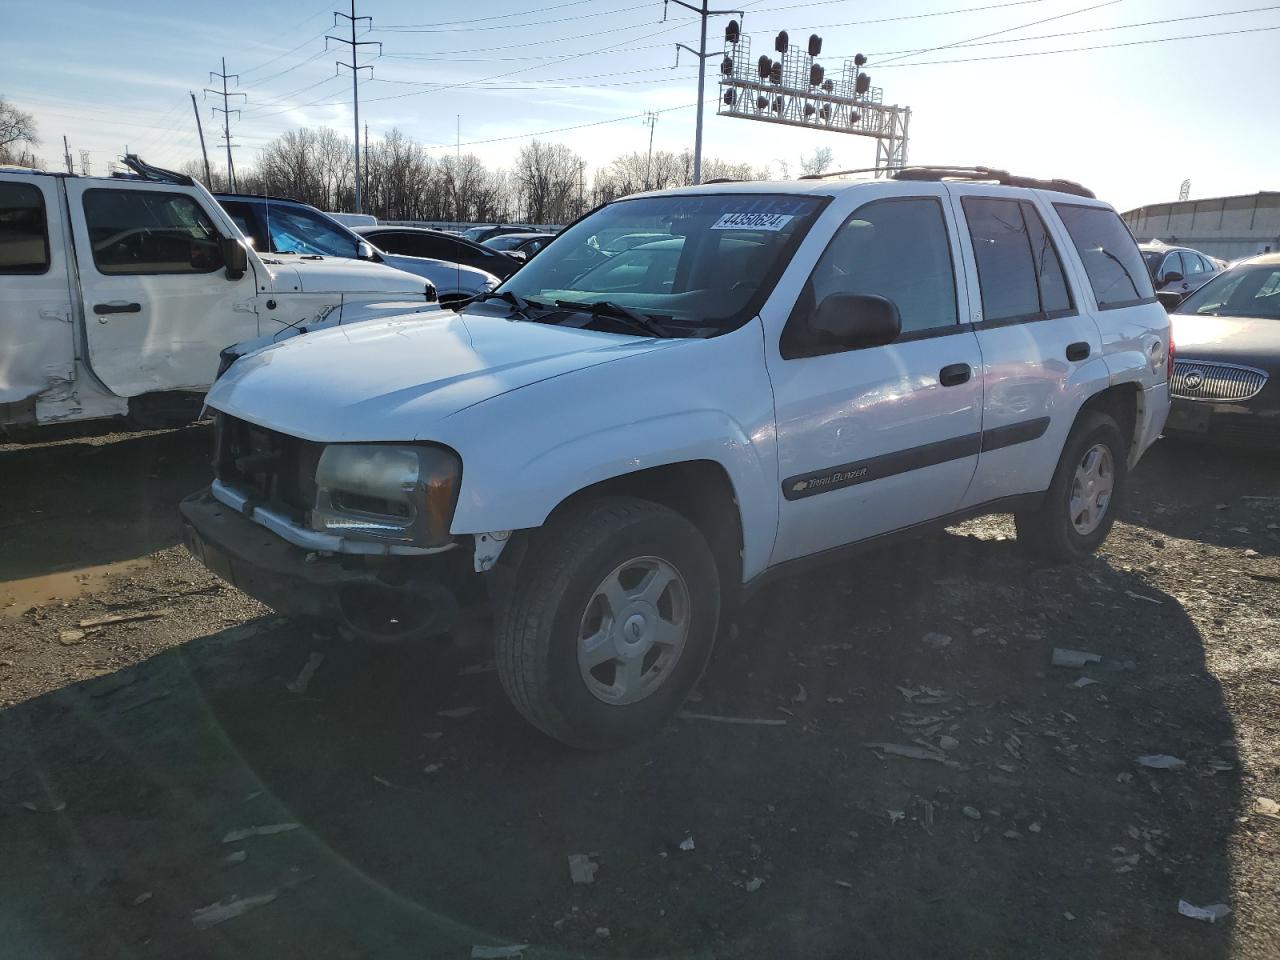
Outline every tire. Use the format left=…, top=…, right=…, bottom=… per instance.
left=1015, top=410, right=1128, bottom=563
left=494, top=496, right=720, bottom=750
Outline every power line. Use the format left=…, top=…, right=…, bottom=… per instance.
left=381, top=0, right=604, bottom=29
left=238, top=4, right=335, bottom=75
left=376, top=2, right=649, bottom=33
left=873, top=0, right=1123, bottom=67
left=873, top=22, right=1280, bottom=67
left=854, top=4, right=1280, bottom=58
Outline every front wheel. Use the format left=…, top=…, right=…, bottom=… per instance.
left=494, top=497, right=720, bottom=750
left=1015, top=410, right=1128, bottom=563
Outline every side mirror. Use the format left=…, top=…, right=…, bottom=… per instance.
left=1162, top=271, right=1184, bottom=285
left=356, top=240, right=376, bottom=261
left=507, top=249, right=528, bottom=262
left=811, top=293, right=901, bottom=350
left=220, top=236, right=248, bottom=280
left=1156, top=290, right=1186, bottom=311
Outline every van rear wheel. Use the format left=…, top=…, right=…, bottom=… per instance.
left=494, top=496, right=720, bottom=750
left=1015, top=410, right=1128, bottom=563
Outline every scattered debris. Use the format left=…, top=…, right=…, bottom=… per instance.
left=886, top=810, right=905, bottom=825
left=1070, top=676, right=1100, bottom=688
left=471, top=945, right=528, bottom=959
left=224, top=850, right=248, bottom=865
left=1051, top=648, right=1102, bottom=668
left=1124, top=590, right=1163, bottom=605
left=436, top=706, right=479, bottom=719
left=1064, top=911, right=1076, bottom=921
left=285, top=652, right=325, bottom=694
left=58, top=629, right=87, bottom=645
left=745, top=877, right=764, bottom=892
left=1177, top=900, right=1231, bottom=923
left=221, top=823, right=300, bottom=843
left=192, top=890, right=279, bottom=929
left=676, top=710, right=786, bottom=727
left=962, top=806, right=982, bottom=821
left=938, top=735, right=960, bottom=751
left=1029, top=822, right=1042, bottom=834
left=679, top=835, right=696, bottom=852
left=826, top=696, right=845, bottom=705
left=1252, top=797, right=1279, bottom=818
left=833, top=880, right=853, bottom=890
left=1003, top=830, right=1022, bottom=840
left=568, top=853, right=598, bottom=885
left=897, top=685, right=950, bottom=704
left=131, top=891, right=152, bottom=906
left=864, top=742, right=947, bottom=763
left=77, top=608, right=172, bottom=629
left=423, top=763, right=443, bottom=774
left=1136, top=755, right=1186, bottom=770
left=792, top=684, right=807, bottom=704
left=921, top=632, right=953, bottom=650
left=595, top=927, right=611, bottom=939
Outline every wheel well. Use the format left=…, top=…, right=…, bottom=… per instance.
left=1080, top=383, right=1139, bottom=452
left=549, top=461, right=745, bottom=603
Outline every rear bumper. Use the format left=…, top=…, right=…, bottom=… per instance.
left=1165, top=398, right=1280, bottom=448
left=180, top=488, right=467, bottom=634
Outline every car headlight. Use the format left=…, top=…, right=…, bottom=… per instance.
left=311, top=444, right=461, bottom=547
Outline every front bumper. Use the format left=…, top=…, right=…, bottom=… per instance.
left=180, top=489, right=467, bottom=634
left=1165, top=398, right=1280, bottom=448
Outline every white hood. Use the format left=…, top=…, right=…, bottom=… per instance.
left=261, top=255, right=427, bottom=295
left=206, top=310, right=675, bottom=442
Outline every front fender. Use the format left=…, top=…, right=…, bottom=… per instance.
left=440, top=322, right=780, bottom=581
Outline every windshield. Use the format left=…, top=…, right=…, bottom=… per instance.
left=462, top=226, right=491, bottom=242
left=497, top=193, right=826, bottom=329
left=1141, top=249, right=1165, bottom=275
left=264, top=204, right=360, bottom=258
left=1176, top=262, right=1280, bottom=319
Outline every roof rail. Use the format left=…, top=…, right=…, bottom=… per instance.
left=799, top=165, right=1096, bottom=199
left=120, top=154, right=195, bottom=187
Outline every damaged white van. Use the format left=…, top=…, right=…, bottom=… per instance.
left=0, top=157, right=435, bottom=432
left=181, top=169, right=1170, bottom=749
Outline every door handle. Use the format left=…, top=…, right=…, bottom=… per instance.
left=939, top=363, right=972, bottom=387
left=1066, top=341, right=1091, bottom=361
left=93, top=301, right=142, bottom=314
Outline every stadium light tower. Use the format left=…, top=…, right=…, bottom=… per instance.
left=666, top=1, right=743, bottom=185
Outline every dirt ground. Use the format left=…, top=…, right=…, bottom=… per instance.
left=1, top=425, right=1278, bottom=960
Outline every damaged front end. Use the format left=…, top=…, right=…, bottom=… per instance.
left=180, top=413, right=477, bottom=642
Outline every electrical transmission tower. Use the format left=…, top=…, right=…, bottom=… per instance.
left=205, top=58, right=246, bottom=191
left=78, top=150, right=91, bottom=176
left=665, top=0, right=743, bottom=185
left=328, top=1, right=382, bottom=214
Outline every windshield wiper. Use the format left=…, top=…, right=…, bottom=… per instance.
left=469, top=289, right=542, bottom=320
left=554, top=299, right=671, bottom=338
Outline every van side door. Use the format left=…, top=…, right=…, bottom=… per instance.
left=0, top=173, right=75, bottom=415
left=947, top=186, right=1109, bottom=508
left=766, top=186, right=984, bottom=565
left=62, top=181, right=259, bottom=398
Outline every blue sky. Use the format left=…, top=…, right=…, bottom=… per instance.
left=2, top=0, right=1277, bottom=212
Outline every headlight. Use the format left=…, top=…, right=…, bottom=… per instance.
left=311, top=444, right=461, bottom=547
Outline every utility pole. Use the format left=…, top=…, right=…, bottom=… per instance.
left=205, top=58, right=245, bottom=191
left=191, top=91, right=212, bottom=185
left=62, top=135, right=74, bottom=174
left=363, top=122, right=369, bottom=205
left=328, top=0, right=381, bottom=214
left=641, top=112, right=658, bottom=189
left=454, top=115, right=461, bottom=222
left=667, top=0, right=742, bottom=184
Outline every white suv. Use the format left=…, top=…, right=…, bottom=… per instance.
left=181, top=169, right=1170, bottom=749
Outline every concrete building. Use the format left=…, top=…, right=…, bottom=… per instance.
left=1122, top=191, right=1280, bottom=262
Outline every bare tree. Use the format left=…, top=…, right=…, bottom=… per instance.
left=0, top=96, right=39, bottom=165
left=799, top=146, right=833, bottom=177
left=513, top=140, right=584, bottom=224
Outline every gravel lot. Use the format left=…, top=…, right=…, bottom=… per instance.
left=1, top=425, right=1278, bottom=959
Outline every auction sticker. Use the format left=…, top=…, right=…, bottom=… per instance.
left=711, top=212, right=794, bottom=231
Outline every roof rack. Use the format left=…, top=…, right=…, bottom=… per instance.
left=120, top=154, right=194, bottom=187
left=799, top=165, right=1095, bottom=199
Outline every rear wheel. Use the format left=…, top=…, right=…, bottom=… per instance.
left=494, top=496, right=720, bottom=750
left=1015, top=410, right=1128, bottom=563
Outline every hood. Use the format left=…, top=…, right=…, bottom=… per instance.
left=378, top=252, right=499, bottom=295
left=1172, top=313, right=1280, bottom=370
left=206, top=310, right=674, bottom=442
left=260, top=255, right=427, bottom=295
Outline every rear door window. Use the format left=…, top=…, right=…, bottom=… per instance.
left=0, top=181, right=50, bottom=274
left=1185, top=253, right=1207, bottom=276
left=1053, top=204, right=1155, bottom=308
left=83, top=189, right=224, bottom=275
left=962, top=197, right=1073, bottom=323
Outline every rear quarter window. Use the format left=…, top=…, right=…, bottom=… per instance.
left=0, top=181, right=51, bottom=274
left=1053, top=204, right=1155, bottom=309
